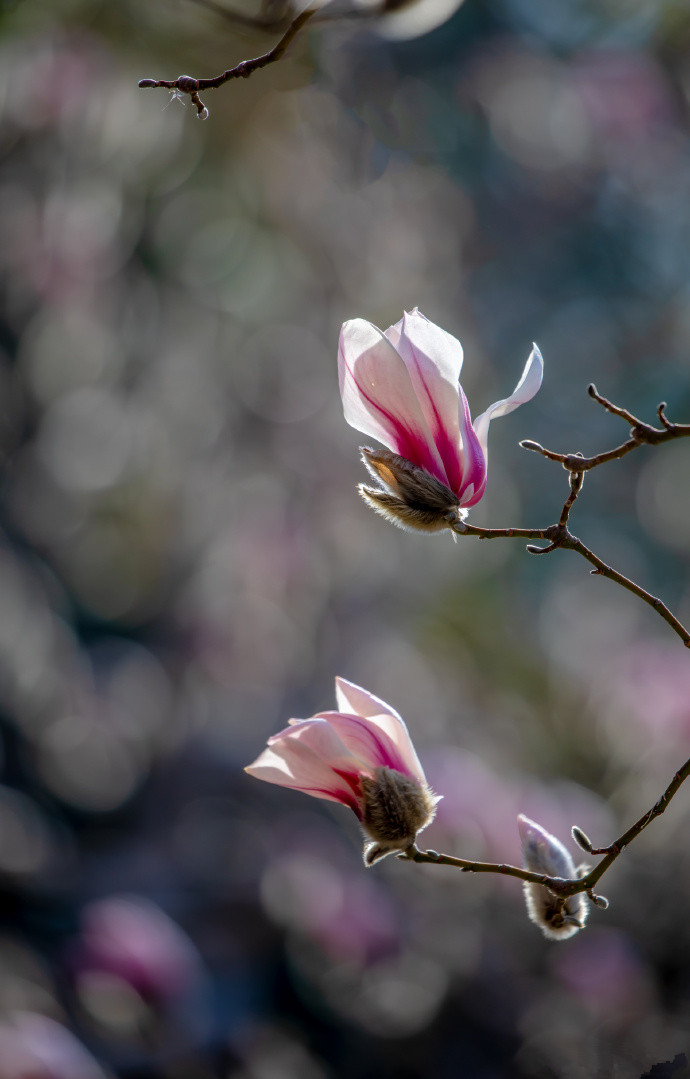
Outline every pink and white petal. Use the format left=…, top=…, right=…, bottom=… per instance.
left=335, top=677, right=427, bottom=782
left=472, top=344, right=544, bottom=459
left=390, top=310, right=466, bottom=493
left=268, top=717, right=367, bottom=772
left=455, top=386, right=487, bottom=506
left=338, top=319, right=446, bottom=481
left=335, top=676, right=401, bottom=721
left=385, top=308, right=465, bottom=381
left=246, top=733, right=362, bottom=811
left=314, top=710, right=413, bottom=777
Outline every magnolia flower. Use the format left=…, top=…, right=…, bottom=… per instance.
left=338, top=309, right=543, bottom=532
left=518, top=814, right=589, bottom=941
left=245, top=678, right=439, bottom=865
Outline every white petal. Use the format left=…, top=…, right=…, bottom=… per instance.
left=338, top=318, right=447, bottom=482
left=246, top=720, right=363, bottom=809
left=334, top=677, right=427, bottom=784
left=472, top=344, right=544, bottom=459
left=389, top=310, right=467, bottom=493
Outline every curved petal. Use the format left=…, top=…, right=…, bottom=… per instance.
left=335, top=676, right=400, bottom=720
left=472, top=344, right=544, bottom=460
left=334, top=677, right=427, bottom=783
left=314, top=710, right=413, bottom=777
left=386, top=310, right=466, bottom=493
left=246, top=719, right=363, bottom=810
left=338, top=318, right=447, bottom=482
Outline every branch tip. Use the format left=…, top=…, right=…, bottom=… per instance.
left=588, top=891, right=610, bottom=909
left=526, top=542, right=558, bottom=555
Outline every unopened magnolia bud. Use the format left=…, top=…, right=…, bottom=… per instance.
left=571, top=826, right=594, bottom=853
left=361, top=766, right=438, bottom=866
left=518, top=814, right=588, bottom=941
left=358, top=447, right=463, bottom=534
left=588, top=892, right=609, bottom=910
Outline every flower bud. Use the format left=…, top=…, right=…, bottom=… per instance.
left=361, top=766, right=438, bottom=865
left=518, top=814, right=588, bottom=941
left=358, top=447, right=463, bottom=533
left=571, top=825, right=594, bottom=853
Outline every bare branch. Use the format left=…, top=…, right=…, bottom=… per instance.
left=399, top=846, right=567, bottom=891
left=566, top=534, right=690, bottom=648
left=139, top=6, right=318, bottom=116
left=578, top=756, right=690, bottom=892
left=520, top=387, right=690, bottom=474
left=401, top=756, right=690, bottom=904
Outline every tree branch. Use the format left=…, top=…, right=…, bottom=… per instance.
left=453, top=389, right=690, bottom=647
left=401, top=756, right=690, bottom=904
left=520, top=387, right=690, bottom=473
left=138, top=6, right=318, bottom=117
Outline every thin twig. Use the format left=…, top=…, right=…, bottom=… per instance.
left=452, top=522, right=552, bottom=541
left=400, top=846, right=565, bottom=888
left=520, top=388, right=690, bottom=474
left=401, top=757, right=690, bottom=901
left=455, top=516, right=690, bottom=645
left=566, top=534, right=690, bottom=647
left=463, top=389, right=690, bottom=645
left=580, top=756, right=690, bottom=891
left=139, top=6, right=317, bottom=116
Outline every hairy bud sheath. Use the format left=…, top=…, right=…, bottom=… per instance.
left=359, top=447, right=463, bottom=533
left=518, top=814, right=589, bottom=941
left=361, top=766, right=438, bottom=865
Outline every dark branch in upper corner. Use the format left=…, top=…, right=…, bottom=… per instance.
left=138, top=6, right=317, bottom=118
left=520, top=385, right=690, bottom=474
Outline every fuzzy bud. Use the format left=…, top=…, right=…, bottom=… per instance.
left=571, top=825, right=594, bottom=853
left=588, top=892, right=609, bottom=910
left=358, top=447, right=464, bottom=534
left=361, top=766, right=438, bottom=866
left=518, top=814, right=589, bottom=941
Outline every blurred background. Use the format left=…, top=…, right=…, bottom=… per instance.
left=1, top=0, right=690, bottom=1075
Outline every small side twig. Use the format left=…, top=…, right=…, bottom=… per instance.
left=520, top=387, right=690, bottom=474
left=580, top=755, right=690, bottom=893
left=139, top=6, right=317, bottom=117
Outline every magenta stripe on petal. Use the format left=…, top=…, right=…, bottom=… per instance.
left=456, top=387, right=486, bottom=504
left=316, top=711, right=410, bottom=777
left=345, top=354, right=446, bottom=479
